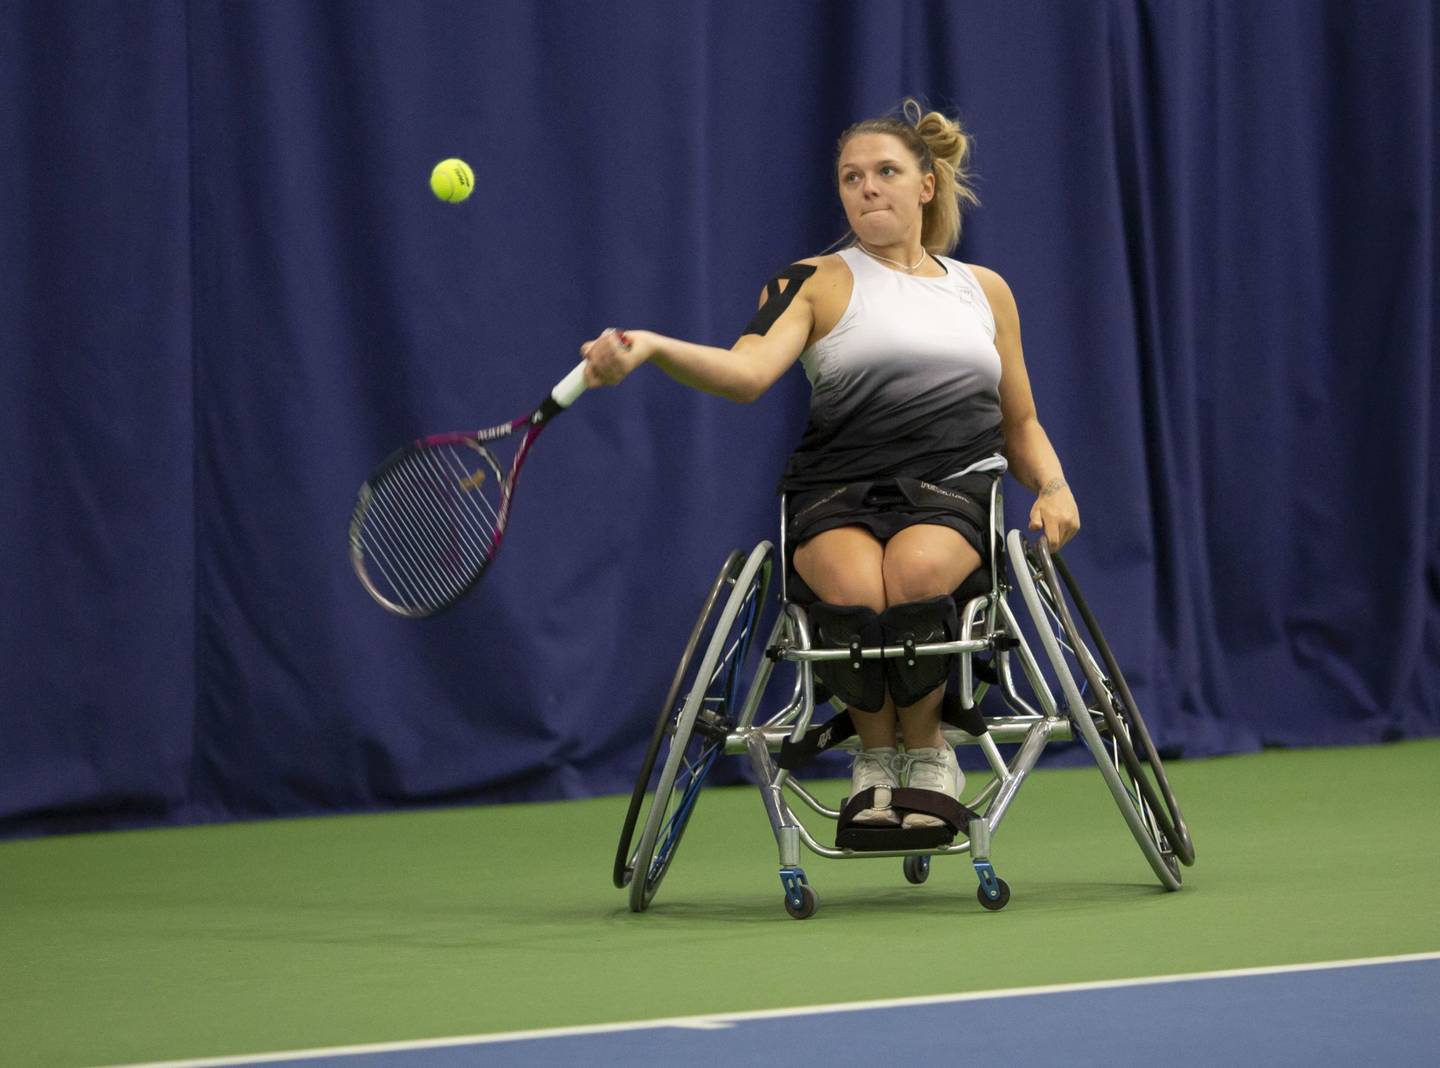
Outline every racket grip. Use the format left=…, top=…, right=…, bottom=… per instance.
left=550, top=361, right=589, bottom=409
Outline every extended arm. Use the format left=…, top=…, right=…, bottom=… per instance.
left=971, top=264, right=1081, bottom=549
left=581, top=261, right=821, bottom=403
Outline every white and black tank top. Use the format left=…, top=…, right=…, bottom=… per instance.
left=779, top=246, right=1008, bottom=492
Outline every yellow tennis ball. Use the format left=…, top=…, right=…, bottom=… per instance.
left=429, top=158, right=474, bottom=203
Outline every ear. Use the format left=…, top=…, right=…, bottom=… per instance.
left=919, top=172, right=936, bottom=205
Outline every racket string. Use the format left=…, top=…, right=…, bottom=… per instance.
left=361, top=478, right=459, bottom=606
left=357, top=521, right=435, bottom=609
left=426, top=446, right=503, bottom=542
left=377, top=462, right=480, bottom=594
left=395, top=460, right=491, bottom=583
left=365, top=484, right=468, bottom=608
left=400, top=446, right=499, bottom=564
left=389, top=467, right=490, bottom=597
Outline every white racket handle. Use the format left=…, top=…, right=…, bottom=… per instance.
left=550, top=361, right=589, bottom=409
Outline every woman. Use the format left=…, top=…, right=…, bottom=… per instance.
left=582, top=100, right=1080, bottom=833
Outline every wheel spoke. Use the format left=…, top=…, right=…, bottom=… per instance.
left=624, top=545, right=772, bottom=910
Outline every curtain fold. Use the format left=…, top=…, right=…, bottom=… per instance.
left=2, top=0, right=1435, bottom=835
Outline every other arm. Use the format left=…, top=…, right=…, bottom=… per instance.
left=971, top=264, right=1081, bottom=549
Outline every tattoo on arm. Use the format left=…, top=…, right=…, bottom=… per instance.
left=1039, top=477, right=1068, bottom=497
left=742, top=264, right=817, bottom=337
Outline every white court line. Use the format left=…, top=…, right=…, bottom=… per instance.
left=101, top=950, right=1440, bottom=1068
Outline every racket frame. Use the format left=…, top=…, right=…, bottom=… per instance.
left=349, top=362, right=589, bottom=617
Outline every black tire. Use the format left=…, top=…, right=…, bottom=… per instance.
left=1009, top=531, right=1194, bottom=890
left=613, top=550, right=742, bottom=890
left=785, top=884, right=819, bottom=919
left=625, top=544, right=772, bottom=912
left=1047, top=547, right=1195, bottom=870
left=902, top=855, right=930, bottom=885
left=977, top=878, right=1011, bottom=911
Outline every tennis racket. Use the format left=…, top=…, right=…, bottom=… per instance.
left=349, top=358, right=592, bottom=617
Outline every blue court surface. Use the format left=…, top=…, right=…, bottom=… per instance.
left=123, top=953, right=1439, bottom=1067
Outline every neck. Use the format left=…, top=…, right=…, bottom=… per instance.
left=857, top=239, right=929, bottom=273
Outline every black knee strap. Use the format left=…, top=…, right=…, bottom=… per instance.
left=806, top=602, right=886, bottom=713
left=879, top=596, right=959, bottom=707
left=835, top=787, right=977, bottom=851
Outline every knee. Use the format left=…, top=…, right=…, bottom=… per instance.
left=883, top=551, right=976, bottom=604
left=793, top=550, right=885, bottom=611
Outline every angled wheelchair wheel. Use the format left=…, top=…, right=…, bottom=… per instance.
left=621, top=542, right=773, bottom=912
left=1007, top=530, right=1194, bottom=890
left=613, top=549, right=741, bottom=890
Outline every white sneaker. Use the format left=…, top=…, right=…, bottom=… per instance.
left=899, top=746, right=963, bottom=830
left=847, top=747, right=900, bottom=826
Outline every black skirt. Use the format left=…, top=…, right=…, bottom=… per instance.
left=784, top=469, right=1000, bottom=603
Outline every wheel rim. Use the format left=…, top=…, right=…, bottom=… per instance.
left=1048, top=551, right=1194, bottom=867
left=628, top=544, right=771, bottom=910
left=613, top=551, right=742, bottom=889
left=1006, top=530, right=1189, bottom=890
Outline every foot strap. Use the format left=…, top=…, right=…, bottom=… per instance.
left=835, top=788, right=978, bottom=850
left=892, top=788, right=977, bottom=835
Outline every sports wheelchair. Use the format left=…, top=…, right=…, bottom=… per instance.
left=613, top=479, right=1194, bottom=919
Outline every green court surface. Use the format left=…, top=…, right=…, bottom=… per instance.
left=3, top=740, right=1438, bottom=1067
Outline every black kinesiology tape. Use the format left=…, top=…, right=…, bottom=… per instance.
left=742, top=264, right=817, bottom=337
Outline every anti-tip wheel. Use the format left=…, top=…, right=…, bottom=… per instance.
left=903, top=855, right=930, bottom=885
left=977, top=878, right=1011, bottom=911
left=784, top=884, right=819, bottom=920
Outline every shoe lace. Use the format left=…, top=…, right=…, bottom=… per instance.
left=896, top=750, right=947, bottom=791
left=850, top=749, right=896, bottom=789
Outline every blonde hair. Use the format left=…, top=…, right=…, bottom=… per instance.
left=836, top=98, right=979, bottom=254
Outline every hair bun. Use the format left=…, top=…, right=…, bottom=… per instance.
left=904, top=99, right=970, bottom=172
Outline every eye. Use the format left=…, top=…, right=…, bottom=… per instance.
left=880, top=165, right=897, bottom=176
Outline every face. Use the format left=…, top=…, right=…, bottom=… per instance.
left=837, top=132, right=935, bottom=246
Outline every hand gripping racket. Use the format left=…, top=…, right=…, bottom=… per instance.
left=349, top=360, right=590, bottom=617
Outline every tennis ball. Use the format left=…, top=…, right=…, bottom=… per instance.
left=429, top=158, right=474, bottom=203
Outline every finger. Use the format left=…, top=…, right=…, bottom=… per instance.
left=582, top=363, right=602, bottom=388
left=1060, top=521, right=1074, bottom=549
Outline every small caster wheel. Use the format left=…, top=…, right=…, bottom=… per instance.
left=977, top=877, right=1011, bottom=911
left=902, top=855, right=930, bottom=885
left=785, top=884, right=819, bottom=919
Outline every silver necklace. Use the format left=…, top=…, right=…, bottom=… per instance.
left=857, top=242, right=927, bottom=273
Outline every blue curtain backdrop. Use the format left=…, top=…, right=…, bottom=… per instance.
left=1, top=0, right=1436, bottom=835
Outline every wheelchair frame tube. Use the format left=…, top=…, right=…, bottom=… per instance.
left=731, top=509, right=1091, bottom=868
left=725, top=719, right=1071, bottom=757
left=734, top=610, right=787, bottom=730
left=737, top=708, right=1072, bottom=864
left=745, top=731, right=975, bottom=862
left=777, top=638, right=990, bottom=662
